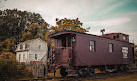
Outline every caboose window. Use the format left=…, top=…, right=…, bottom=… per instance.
left=90, top=41, right=95, bottom=51
left=109, top=43, right=113, bottom=53
left=61, top=37, right=66, bottom=47
left=122, top=47, right=128, bottom=58
left=68, top=37, right=71, bottom=47
left=122, top=35, right=126, bottom=40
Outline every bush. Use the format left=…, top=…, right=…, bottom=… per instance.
left=0, top=59, right=33, bottom=81
left=0, top=52, right=15, bottom=60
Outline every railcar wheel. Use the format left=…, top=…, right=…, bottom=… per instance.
left=78, top=68, right=87, bottom=76
left=119, top=65, right=129, bottom=72
left=124, top=65, right=129, bottom=72
left=78, top=68, right=95, bottom=76
left=120, top=65, right=125, bottom=72
left=88, top=68, right=95, bottom=76
left=60, top=67, right=68, bottom=77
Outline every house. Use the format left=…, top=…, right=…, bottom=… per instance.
left=16, top=38, right=48, bottom=63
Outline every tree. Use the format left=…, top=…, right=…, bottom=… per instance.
left=49, top=18, right=86, bottom=32
left=0, top=52, right=15, bottom=60
left=134, top=45, right=137, bottom=59
left=0, top=9, right=47, bottom=43
left=0, top=38, right=15, bottom=54
left=45, top=18, right=87, bottom=45
left=20, top=22, right=49, bottom=42
left=0, top=52, right=33, bottom=81
left=0, top=9, right=49, bottom=53
left=0, top=59, right=33, bottom=81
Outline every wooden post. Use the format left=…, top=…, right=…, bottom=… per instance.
left=54, top=64, right=56, bottom=78
left=66, top=36, right=68, bottom=47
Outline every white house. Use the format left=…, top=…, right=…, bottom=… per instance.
left=16, top=38, right=48, bottom=63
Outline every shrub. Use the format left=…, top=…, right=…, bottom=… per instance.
left=0, top=59, right=33, bottom=81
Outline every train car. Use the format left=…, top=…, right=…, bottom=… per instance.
left=48, top=31, right=134, bottom=77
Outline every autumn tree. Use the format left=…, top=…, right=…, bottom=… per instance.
left=0, top=9, right=49, bottom=53
left=0, top=59, right=33, bottom=80
left=0, top=52, right=16, bottom=60
left=45, top=18, right=88, bottom=47
left=20, top=22, right=49, bottom=42
left=134, top=45, right=137, bottom=59
left=45, top=18, right=87, bottom=41
left=49, top=18, right=87, bottom=33
left=0, top=51, right=33, bottom=80
left=0, top=38, right=15, bottom=54
left=0, top=9, right=47, bottom=43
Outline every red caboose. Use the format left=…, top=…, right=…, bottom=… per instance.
left=48, top=31, right=134, bottom=77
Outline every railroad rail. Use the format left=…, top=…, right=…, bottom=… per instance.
left=11, top=69, right=137, bottom=81
left=54, top=69, right=137, bottom=81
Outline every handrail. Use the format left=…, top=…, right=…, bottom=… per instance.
left=55, top=47, right=72, bottom=49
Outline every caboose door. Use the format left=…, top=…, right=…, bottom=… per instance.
left=61, top=36, right=72, bottom=64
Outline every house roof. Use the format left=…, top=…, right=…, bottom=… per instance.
left=18, top=38, right=42, bottom=45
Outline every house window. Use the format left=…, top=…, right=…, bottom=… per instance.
left=20, top=44, right=23, bottom=50
left=90, top=41, right=95, bottom=51
left=39, top=45, right=41, bottom=49
left=23, top=54, right=25, bottom=60
left=19, top=54, right=21, bottom=62
left=109, top=43, right=113, bottom=53
left=25, top=44, right=28, bottom=49
left=35, top=54, right=37, bottom=60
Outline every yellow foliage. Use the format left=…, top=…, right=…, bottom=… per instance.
left=49, top=18, right=86, bottom=33
left=45, top=18, right=86, bottom=48
left=0, top=52, right=16, bottom=60
left=20, top=31, right=33, bottom=42
left=0, top=38, right=15, bottom=53
left=47, top=69, right=62, bottom=77
left=20, top=23, right=47, bottom=42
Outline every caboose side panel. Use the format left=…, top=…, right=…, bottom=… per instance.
left=75, top=33, right=133, bottom=66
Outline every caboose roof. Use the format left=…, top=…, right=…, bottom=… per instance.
left=49, top=31, right=133, bottom=44
left=104, top=33, right=129, bottom=36
left=49, top=30, right=77, bottom=38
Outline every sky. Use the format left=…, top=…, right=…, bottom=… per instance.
left=0, top=0, right=137, bottom=44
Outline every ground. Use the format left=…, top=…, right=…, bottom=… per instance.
left=86, top=73, right=137, bottom=81
left=47, top=73, right=137, bottom=81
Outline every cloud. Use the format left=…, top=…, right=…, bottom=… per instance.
left=85, top=17, right=131, bottom=27
left=1, top=0, right=137, bottom=44
left=123, top=32, right=137, bottom=44
left=99, top=1, right=128, bottom=15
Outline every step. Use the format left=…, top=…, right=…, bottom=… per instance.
left=66, top=69, right=76, bottom=72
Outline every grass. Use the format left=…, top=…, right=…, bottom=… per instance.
left=47, top=68, right=137, bottom=81
left=85, top=73, right=137, bottom=81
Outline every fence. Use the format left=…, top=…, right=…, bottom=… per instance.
left=26, top=61, right=47, bottom=78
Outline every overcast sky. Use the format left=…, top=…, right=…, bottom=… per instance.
left=0, top=0, right=137, bottom=44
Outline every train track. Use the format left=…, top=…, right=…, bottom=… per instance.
left=55, top=70, right=137, bottom=81
left=14, top=70, right=137, bottom=81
